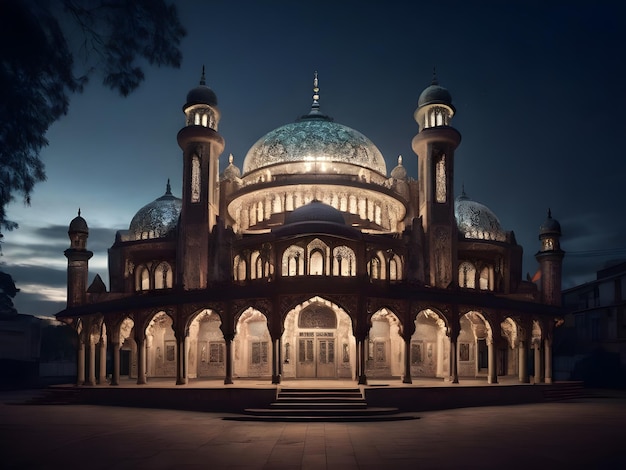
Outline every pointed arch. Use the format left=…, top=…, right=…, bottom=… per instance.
left=154, top=262, right=173, bottom=289
left=135, top=264, right=150, bottom=291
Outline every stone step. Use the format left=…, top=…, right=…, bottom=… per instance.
left=232, top=386, right=413, bottom=421
left=243, top=406, right=402, bottom=417
left=270, top=401, right=368, bottom=410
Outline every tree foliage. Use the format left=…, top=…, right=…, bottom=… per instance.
left=0, top=0, right=186, bottom=235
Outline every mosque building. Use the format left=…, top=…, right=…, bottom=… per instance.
left=56, top=71, right=565, bottom=387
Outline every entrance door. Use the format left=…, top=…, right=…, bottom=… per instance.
left=317, top=338, right=335, bottom=378
left=297, top=333, right=336, bottom=378
left=298, top=337, right=315, bottom=377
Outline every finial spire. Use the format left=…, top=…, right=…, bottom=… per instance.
left=312, top=71, right=320, bottom=110
left=78, top=208, right=81, bottom=217
left=431, top=66, right=439, bottom=86
left=398, top=155, right=403, bottom=166
left=166, top=179, right=172, bottom=195
left=547, top=208, right=552, bottom=218
left=229, top=153, right=234, bottom=164
left=200, top=65, right=206, bottom=86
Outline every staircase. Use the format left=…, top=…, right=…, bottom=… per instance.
left=225, top=387, right=416, bottom=422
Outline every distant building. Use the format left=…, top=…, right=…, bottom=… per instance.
left=557, top=261, right=626, bottom=386
left=56, top=72, right=564, bottom=387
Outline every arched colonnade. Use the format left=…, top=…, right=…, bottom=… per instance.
left=71, top=297, right=554, bottom=387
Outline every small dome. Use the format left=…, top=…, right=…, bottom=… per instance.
left=540, top=210, right=561, bottom=236
left=418, top=77, right=453, bottom=108
left=284, top=200, right=346, bottom=226
left=184, top=68, right=217, bottom=108
left=390, top=155, right=407, bottom=180
left=69, top=210, right=88, bottom=234
left=220, top=154, right=241, bottom=181
left=129, top=181, right=182, bottom=240
left=455, top=192, right=506, bottom=242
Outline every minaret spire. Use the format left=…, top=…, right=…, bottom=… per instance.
left=200, top=65, right=206, bottom=85
left=166, top=179, right=172, bottom=195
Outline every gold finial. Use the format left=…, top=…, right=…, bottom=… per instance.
left=312, top=71, right=320, bottom=109
left=229, top=153, right=234, bottom=164
left=398, top=155, right=403, bottom=166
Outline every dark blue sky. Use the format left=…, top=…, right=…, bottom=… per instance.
left=4, top=0, right=626, bottom=317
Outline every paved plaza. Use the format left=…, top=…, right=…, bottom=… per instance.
left=1, top=390, right=625, bottom=469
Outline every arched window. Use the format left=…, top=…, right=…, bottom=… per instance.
left=201, top=114, right=208, bottom=127
left=250, top=251, right=260, bottom=280
left=389, top=254, right=403, bottom=281
left=459, top=261, right=476, bottom=288
left=234, top=255, right=247, bottom=281
left=479, top=266, right=492, bottom=291
left=154, top=262, right=172, bottom=289
left=435, top=154, right=446, bottom=203
left=135, top=265, right=150, bottom=291
left=368, top=256, right=383, bottom=280
left=333, top=246, right=356, bottom=277
left=309, top=250, right=324, bottom=276
left=191, top=155, right=201, bottom=203
left=282, top=246, right=304, bottom=276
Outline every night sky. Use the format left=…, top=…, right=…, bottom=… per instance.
left=4, top=0, right=626, bottom=318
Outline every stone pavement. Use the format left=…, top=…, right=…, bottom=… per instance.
left=1, top=390, right=625, bottom=469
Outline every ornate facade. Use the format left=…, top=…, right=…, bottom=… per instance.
left=57, top=71, right=565, bottom=387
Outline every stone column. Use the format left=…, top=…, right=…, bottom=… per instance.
left=403, top=336, right=412, bottom=384
left=176, top=333, right=188, bottom=385
left=110, top=341, right=120, bottom=386
left=358, top=337, right=368, bottom=385
left=86, top=339, right=96, bottom=386
left=271, top=338, right=282, bottom=384
left=136, top=335, right=147, bottom=385
left=518, top=340, right=529, bottom=383
left=534, top=343, right=543, bottom=384
left=544, top=337, right=553, bottom=384
left=98, top=339, right=107, bottom=384
left=224, top=333, right=234, bottom=385
left=487, top=337, right=498, bottom=384
left=76, top=339, right=85, bottom=386
left=449, top=329, right=459, bottom=384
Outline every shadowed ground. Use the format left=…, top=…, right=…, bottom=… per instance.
left=1, top=389, right=625, bottom=469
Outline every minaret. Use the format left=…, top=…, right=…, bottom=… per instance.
left=177, top=67, right=225, bottom=289
left=411, top=71, right=462, bottom=288
left=535, top=209, right=565, bottom=306
left=64, top=209, right=93, bottom=307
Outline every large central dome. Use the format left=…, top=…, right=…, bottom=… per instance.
left=242, top=116, right=387, bottom=175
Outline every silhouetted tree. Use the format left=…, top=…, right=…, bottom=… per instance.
left=0, top=269, right=19, bottom=316
left=0, top=0, right=186, bottom=235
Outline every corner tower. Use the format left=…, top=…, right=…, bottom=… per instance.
left=177, top=68, right=225, bottom=289
left=535, top=210, right=565, bottom=306
left=412, top=73, right=461, bottom=287
left=64, top=210, right=93, bottom=307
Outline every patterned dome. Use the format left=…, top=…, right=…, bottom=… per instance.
left=129, top=182, right=182, bottom=240
left=242, top=115, right=387, bottom=175
left=418, top=75, right=453, bottom=108
left=539, top=209, right=561, bottom=236
left=454, top=192, right=506, bottom=242
left=69, top=210, right=88, bottom=234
